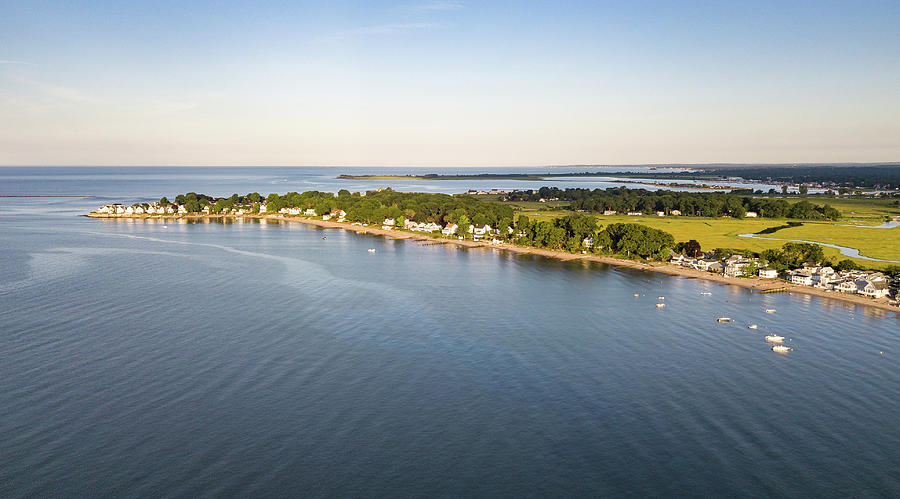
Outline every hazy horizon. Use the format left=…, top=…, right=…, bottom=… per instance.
left=2, top=0, right=899, bottom=166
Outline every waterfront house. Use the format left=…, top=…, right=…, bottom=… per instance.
left=582, top=237, right=593, bottom=249
left=602, top=210, right=617, bottom=215
left=258, top=204, right=267, bottom=213
left=758, top=267, right=778, bottom=279
left=627, top=211, right=642, bottom=216
left=134, top=205, right=145, bottom=214
left=382, top=218, right=395, bottom=230
left=669, top=253, right=685, bottom=265
left=303, top=208, right=316, bottom=216
left=177, top=205, right=187, bottom=214
left=322, top=214, right=331, bottom=221
left=790, top=269, right=815, bottom=286
left=670, top=210, right=681, bottom=216
left=124, top=206, right=135, bottom=215
left=694, top=260, right=722, bottom=272
left=745, top=212, right=758, bottom=218
left=656, top=211, right=666, bottom=217
left=424, top=222, right=441, bottom=232
left=442, top=223, right=458, bottom=235
left=725, top=262, right=751, bottom=277
left=836, top=280, right=859, bottom=294
left=861, top=281, right=891, bottom=298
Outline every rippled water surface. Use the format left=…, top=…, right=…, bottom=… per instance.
left=1, top=168, right=899, bottom=496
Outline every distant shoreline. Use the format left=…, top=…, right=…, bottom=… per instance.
left=86, top=212, right=900, bottom=315
left=336, top=174, right=733, bottom=190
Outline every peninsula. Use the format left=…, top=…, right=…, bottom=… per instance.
left=87, top=188, right=900, bottom=313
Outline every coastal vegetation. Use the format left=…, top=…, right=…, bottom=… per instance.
left=99, top=185, right=899, bottom=270
left=506, top=187, right=842, bottom=220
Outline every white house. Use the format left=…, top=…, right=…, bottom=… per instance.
left=758, top=268, right=778, bottom=279
left=304, top=208, right=317, bottom=216
left=177, top=205, right=187, bottom=214
left=124, top=206, right=135, bottom=215
left=322, top=214, right=331, bottom=221
left=382, top=218, right=395, bottom=230
left=424, top=222, right=441, bottom=232
left=442, top=223, right=458, bottom=235
left=627, top=211, right=642, bottom=216
left=670, top=210, right=682, bottom=216
left=656, top=211, right=666, bottom=217
left=861, top=281, right=891, bottom=298
left=745, top=212, right=758, bottom=218
left=258, top=204, right=267, bottom=213
left=836, top=280, right=859, bottom=294
left=790, top=269, right=815, bottom=286
left=472, top=224, right=492, bottom=239
left=725, top=262, right=751, bottom=278
left=602, top=210, right=617, bottom=216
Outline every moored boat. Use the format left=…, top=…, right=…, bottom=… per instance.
left=765, top=335, right=785, bottom=343
left=717, top=317, right=731, bottom=323
left=748, top=324, right=758, bottom=329
left=656, top=303, right=665, bottom=308
left=771, top=344, right=792, bottom=353
left=765, top=309, right=776, bottom=314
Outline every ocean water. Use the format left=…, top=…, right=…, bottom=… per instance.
left=1, top=167, right=899, bottom=496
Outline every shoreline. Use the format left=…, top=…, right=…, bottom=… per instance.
left=86, top=212, right=900, bottom=315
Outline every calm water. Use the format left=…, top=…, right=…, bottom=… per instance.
left=1, top=168, right=899, bottom=496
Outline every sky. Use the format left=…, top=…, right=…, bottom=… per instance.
left=1, top=0, right=899, bottom=166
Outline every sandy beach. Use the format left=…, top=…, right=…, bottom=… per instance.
left=88, top=212, right=900, bottom=315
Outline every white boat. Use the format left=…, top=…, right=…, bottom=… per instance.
left=771, top=345, right=792, bottom=353
left=657, top=296, right=665, bottom=300
left=748, top=324, right=758, bottom=329
left=701, top=292, right=712, bottom=296
left=656, top=303, right=666, bottom=308
left=633, top=293, right=640, bottom=297
left=765, top=335, right=785, bottom=343
left=717, top=317, right=731, bottom=323
left=765, top=309, right=776, bottom=314
left=367, top=248, right=376, bottom=253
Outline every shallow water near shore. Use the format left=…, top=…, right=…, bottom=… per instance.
left=2, top=168, right=899, bottom=496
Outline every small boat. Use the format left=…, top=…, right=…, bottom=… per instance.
left=633, top=293, right=640, bottom=297
left=701, top=292, right=712, bottom=296
left=656, top=303, right=666, bottom=308
left=367, top=248, right=376, bottom=253
left=771, top=345, right=792, bottom=353
left=657, top=296, right=665, bottom=300
left=322, top=236, right=327, bottom=240
left=765, top=335, right=785, bottom=343
left=717, top=317, right=731, bottom=323
left=748, top=324, right=758, bottom=329
left=765, top=309, right=776, bottom=314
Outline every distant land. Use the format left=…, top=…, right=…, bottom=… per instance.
left=339, top=165, right=900, bottom=190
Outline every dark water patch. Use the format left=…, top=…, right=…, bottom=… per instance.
left=755, top=221, right=803, bottom=234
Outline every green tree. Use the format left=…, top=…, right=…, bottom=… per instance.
left=684, top=239, right=702, bottom=257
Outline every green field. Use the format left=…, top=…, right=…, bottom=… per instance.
left=485, top=195, right=900, bottom=268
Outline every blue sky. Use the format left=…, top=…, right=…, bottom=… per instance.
left=1, top=0, right=898, bottom=166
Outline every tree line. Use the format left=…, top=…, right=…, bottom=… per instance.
left=506, top=187, right=841, bottom=220
left=164, top=189, right=515, bottom=229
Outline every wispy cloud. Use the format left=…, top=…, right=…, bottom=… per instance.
left=344, top=22, right=438, bottom=37
left=0, top=60, right=33, bottom=65
left=413, top=1, right=463, bottom=11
